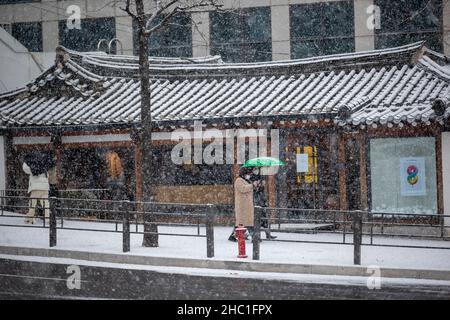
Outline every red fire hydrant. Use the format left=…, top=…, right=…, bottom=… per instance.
left=235, top=224, right=248, bottom=258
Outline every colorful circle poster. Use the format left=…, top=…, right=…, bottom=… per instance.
left=400, top=157, right=426, bottom=196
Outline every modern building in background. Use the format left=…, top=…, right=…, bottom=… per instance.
left=0, top=27, right=42, bottom=94
left=0, top=0, right=448, bottom=63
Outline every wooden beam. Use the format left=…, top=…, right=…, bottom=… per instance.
left=267, top=175, right=276, bottom=207
left=55, top=147, right=62, bottom=189
left=338, top=134, right=348, bottom=210
left=267, top=137, right=276, bottom=208
left=358, top=133, right=369, bottom=211
left=436, top=129, right=444, bottom=215
left=134, top=143, right=143, bottom=204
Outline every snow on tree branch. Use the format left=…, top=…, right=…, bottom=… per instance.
left=119, top=0, right=225, bottom=36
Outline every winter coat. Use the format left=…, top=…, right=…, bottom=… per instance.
left=234, top=177, right=254, bottom=227
left=23, top=162, right=49, bottom=193
left=48, top=166, right=57, bottom=185
left=254, top=183, right=269, bottom=228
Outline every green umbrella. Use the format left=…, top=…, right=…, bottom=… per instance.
left=242, top=157, right=285, bottom=167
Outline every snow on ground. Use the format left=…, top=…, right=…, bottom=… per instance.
left=1, top=212, right=450, bottom=270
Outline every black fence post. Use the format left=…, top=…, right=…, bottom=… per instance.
left=49, top=197, right=57, bottom=247
left=353, top=210, right=363, bottom=265
left=253, top=206, right=261, bottom=260
left=123, top=200, right=130, bottom=253
left=206, top=206, right=215, bottom=258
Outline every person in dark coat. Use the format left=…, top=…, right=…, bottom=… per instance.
left=252, top=169, right=277, bottom=240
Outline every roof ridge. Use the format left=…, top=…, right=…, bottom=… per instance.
left=63, top=41, right=428, bottom=80
left=418, top=56, right=450, bottom=82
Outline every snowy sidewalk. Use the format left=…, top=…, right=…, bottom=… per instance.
left=1, top=212, right=450, bottom=279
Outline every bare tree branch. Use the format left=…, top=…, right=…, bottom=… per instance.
left=144, top=0, right=224, bottom=36
left=119, top=0, right=138, bottom=20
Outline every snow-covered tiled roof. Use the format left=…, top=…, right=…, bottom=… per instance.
left=0, top=42, right=449, bottom=128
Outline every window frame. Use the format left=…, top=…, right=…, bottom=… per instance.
left=11, top=21, right=43, bottom=52
left=58, top=16, right=116, bottom=53
left=374, top=0, right=443, bottom=52
left=289, top=1, right=355, bottom=59
left=132, top=12, right=193, bottom=58
left=210, top=6, right=272, bottom=63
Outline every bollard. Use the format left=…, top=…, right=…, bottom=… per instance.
left=235, top=224, right=248, bottom=258
left=353, top=211, right=363, bottom=265
left=206, top=210, right=215, bottom=258
left=49, top=197, right=57, bottom=247
left=122, top=200, right=130, bottom=253
left=253, top=206, right=261, bottom=260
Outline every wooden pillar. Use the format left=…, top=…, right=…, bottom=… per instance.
left=134, top=143, right=143, bottom=203
left=4, top=133, right=15, bottom=191
left=338, top=133, right=348, bottom=210
left=52, top=134, right=62, bottom=190
left=436, top=128, right=444, bottom=215
left=131, top=128, right=143, bottom=204
left=267, top=137, right=276, bottom=208
left=358, top=133, right=369, bottom=211
left=55, top=147, right=62, bottom=189
left=267, top=175, right=276, bottom=207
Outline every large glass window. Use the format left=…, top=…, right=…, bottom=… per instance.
left=59, top=17, right=116, bottom=52
left=133, top=13, right=192, bottom=57
left=374, top=0, right=443, bottom=52
left=290, top=1, right=355, bottom=58
left=370, top=137, right=437, bottom=214
left=11, top=21, right=42, bottom=52
left=210, top=7, right=272, bottom=63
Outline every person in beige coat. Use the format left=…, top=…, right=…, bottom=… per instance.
left=229, top=167, right=258, bottom=241
left=23, top=162, right=50, bottom=224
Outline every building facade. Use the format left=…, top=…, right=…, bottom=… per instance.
left=0, top=42, right=449, bottom=221
left=0, top=0, right=448, bottom=63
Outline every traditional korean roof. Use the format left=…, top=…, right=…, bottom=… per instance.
left=0, top=42, right=449, bottom=129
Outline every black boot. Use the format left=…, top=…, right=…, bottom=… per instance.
left=228, top=228, right=237, bottom=242
left=265, top=230, right=277, bottom=240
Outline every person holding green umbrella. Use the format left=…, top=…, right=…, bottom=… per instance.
left=229, top=157, right=284, bottom=241
left=251, top=167, right=277, bottom=240
left=229, top=166, right=256, bottom=242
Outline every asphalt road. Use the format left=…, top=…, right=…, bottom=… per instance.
left=0, top=258, right=449, bottom=300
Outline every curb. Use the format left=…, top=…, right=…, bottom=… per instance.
left=0, top=245, right=449, bottom=281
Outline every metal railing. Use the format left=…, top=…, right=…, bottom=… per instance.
left=0, top=194, right=218, bottom=258
left=1, top=192, right=450, bottom=265
left=252, top=206, right=450, bottom=264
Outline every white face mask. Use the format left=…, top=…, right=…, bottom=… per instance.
left=244, top=175, right=251, bottom=180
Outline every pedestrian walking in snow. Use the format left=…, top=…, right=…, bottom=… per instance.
left=252, top=171, right=277, bottom=240
left=229, top=167, right=258, bottom=241
left=23, top=153, right=50, bottom=224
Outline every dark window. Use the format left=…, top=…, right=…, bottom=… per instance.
left=1, top=23, right=11, bottom=33
left=210, top=7, right=272, bottom=63
left=59, top=17, right=116, bottom=53
left=133, top=13, right=192, bottom=57
left=374, top=0, right=443, bottom=52
left=11, top=21, right=42, bottom=52
left=290, top=1, right=355, bottom=58
left=150, top=145, right=232, bottom=186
